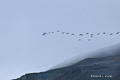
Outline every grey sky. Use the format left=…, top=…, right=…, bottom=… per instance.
left=0, top=0, right=120, bottom=80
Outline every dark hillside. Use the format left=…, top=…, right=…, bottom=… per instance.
left=13, top=52, right=120, bottom=80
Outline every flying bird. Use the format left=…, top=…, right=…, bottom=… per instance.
left=78, top=39, right=81, bottom=41
left=43, top=32, right=47, bottom=35
left=71, top=33, right=75, bottom=35
left=52, top=32, right=54, bottom=33
left=66, top=32, right=69, bottom=34
left=97, top=33, right=100, bottom=35
left=79, top=34, right=83, bottom=36
left=103, top=32, right=106, bottom=34
left=110, top=33, right=113, bottom=35
left=57, top=30, right=60, bottom=32
left=116, top=32, right=119, bottom=34
left=86, top=33, right=89, bottom=34
left=62, top=32, right=64, bottom=34
left=91, top=34, right=93, bottom=38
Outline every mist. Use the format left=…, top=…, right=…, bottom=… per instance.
left=50, top=43, right=120, bottom=70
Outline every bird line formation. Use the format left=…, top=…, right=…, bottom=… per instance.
left=42, top=30, right=120, bottom=41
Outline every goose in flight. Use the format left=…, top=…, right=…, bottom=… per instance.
left=66, top=32, right=69, bottom=34
left=110, top=33, right=113, bottom=35
left=43, top=32, right=47, bottom=35
left=103, top=32, right=106, bottom=34
left=86, top=33, right=89, bottom=34
left=78, top=39, right=81, bottom=41
left=71, top=33, right=75, bottom=35
left=91, top=34, right=93, bottom=38
left=62, top=32, right=64, bottom=34
left=57, top=30, right=60, bottom=32
left=97, top=33, right=100, bottom=35
left=79, top=34, right=83, bottom=36
left=116, top=32, right=119, bottom=34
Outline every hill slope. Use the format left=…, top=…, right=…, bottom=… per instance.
left=13, top=52, right=120, bottom=80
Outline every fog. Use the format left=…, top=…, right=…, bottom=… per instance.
left=51, top=43, right=120, bottom=70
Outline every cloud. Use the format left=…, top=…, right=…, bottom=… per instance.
left=50, top=43, right=120, bottom=70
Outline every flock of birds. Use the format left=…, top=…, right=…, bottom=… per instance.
left=42, top=30, right=120, bottom=41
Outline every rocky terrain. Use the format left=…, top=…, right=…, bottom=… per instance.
left=13, top=51, right=120, bottom=80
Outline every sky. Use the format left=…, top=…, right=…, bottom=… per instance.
left=0, top=0, right=120, bottom=80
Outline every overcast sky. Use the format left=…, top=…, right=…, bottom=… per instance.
left=0, top=0, right=120, bottom=80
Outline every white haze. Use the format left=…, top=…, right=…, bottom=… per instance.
left=51, top=43, right=120, bottom=70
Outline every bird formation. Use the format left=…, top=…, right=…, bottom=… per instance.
left=42, top=30, right=120, bottom=41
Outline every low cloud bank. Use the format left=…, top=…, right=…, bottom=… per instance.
left=50, top=43, right=120, bottom=70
